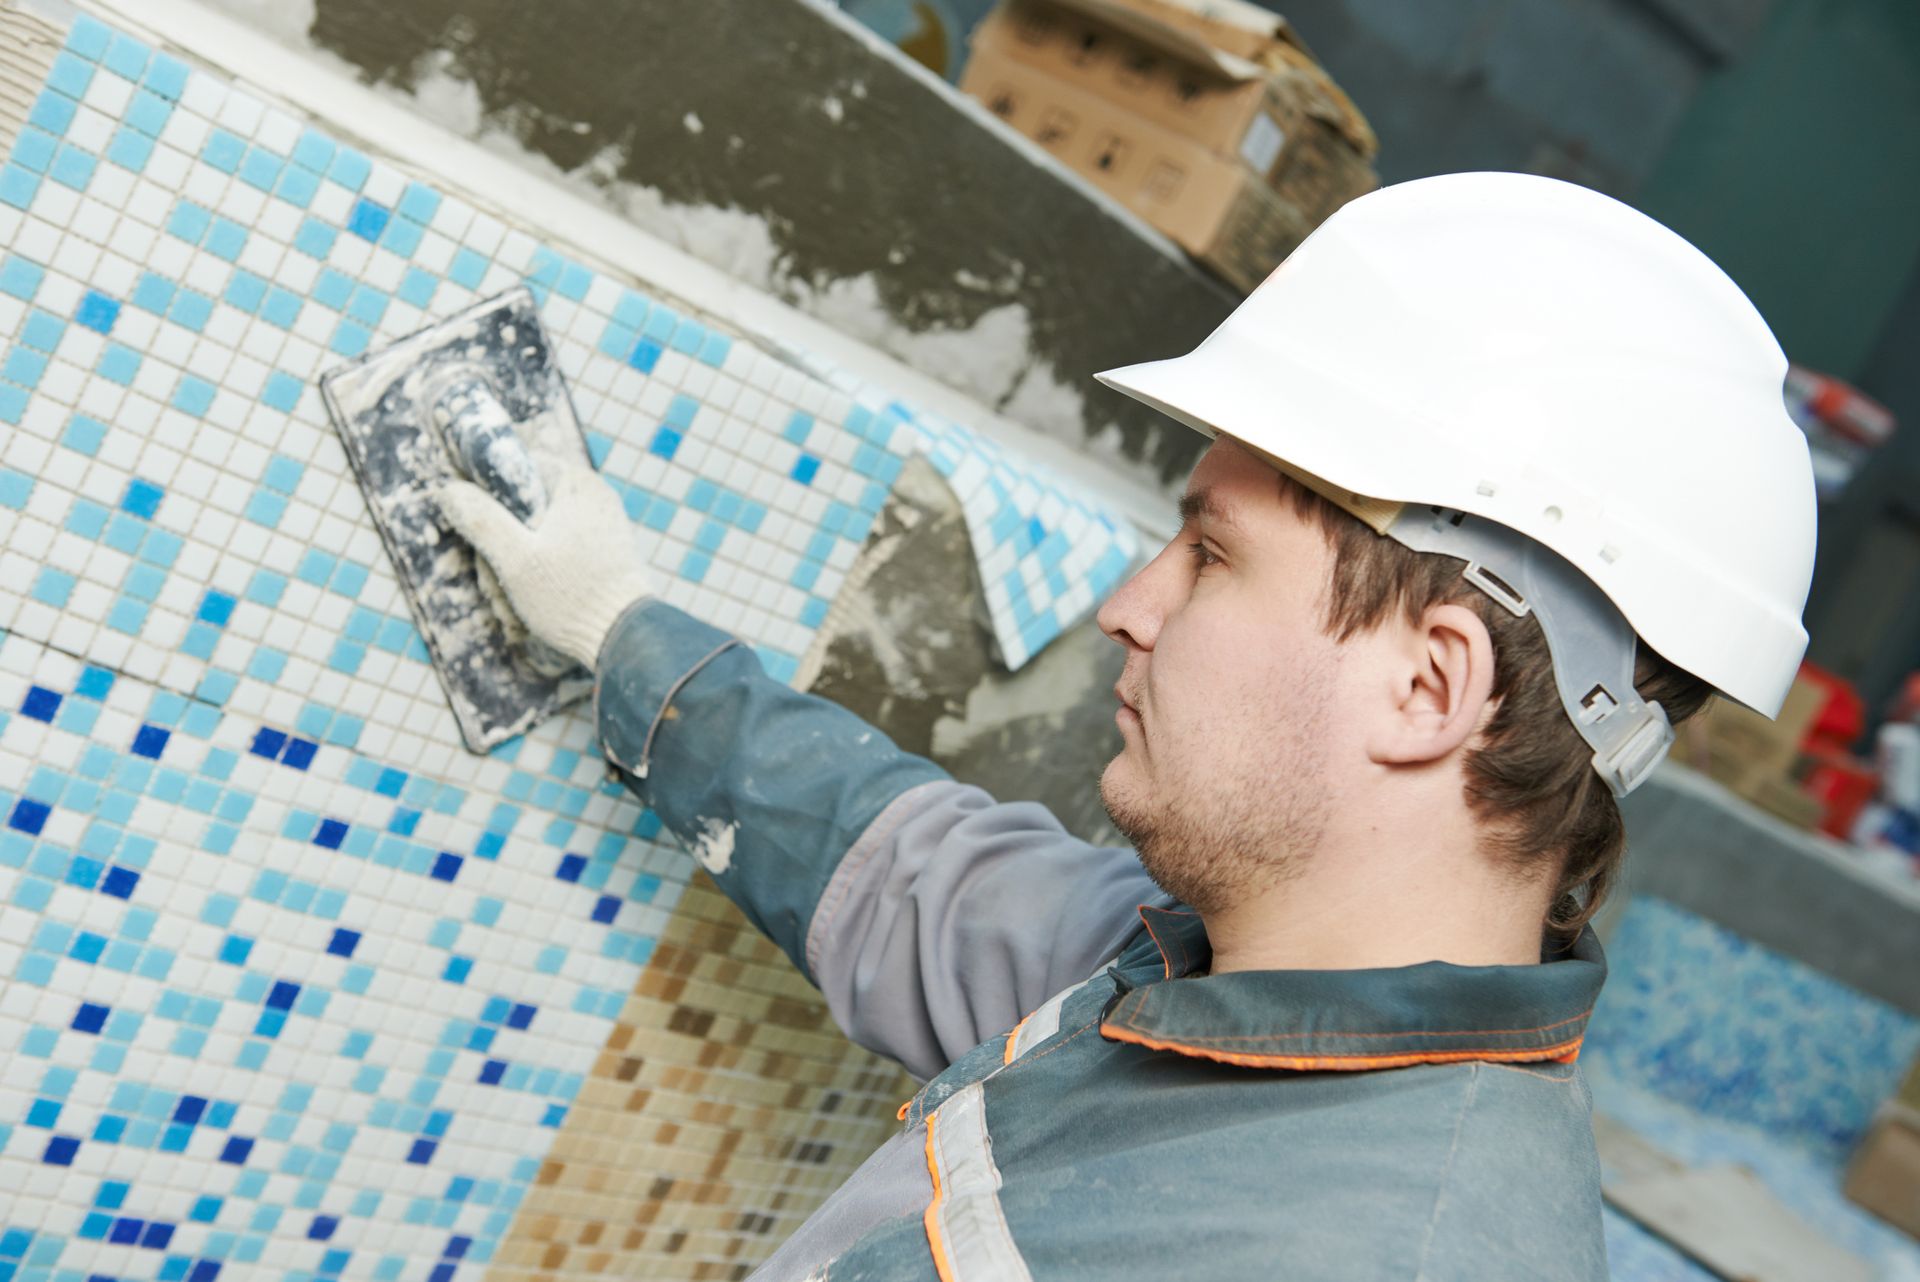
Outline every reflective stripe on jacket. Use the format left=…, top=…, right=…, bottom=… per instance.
left=595, top=599, right=1611, bottom=1281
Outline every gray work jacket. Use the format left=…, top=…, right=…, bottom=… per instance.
left=595, top=599, right=1611, bottom=1281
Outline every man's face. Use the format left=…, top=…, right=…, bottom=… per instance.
left=1096, top=436, right=1354, bottom=912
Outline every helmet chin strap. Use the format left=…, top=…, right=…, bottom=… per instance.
left=1386, top=505, right=1674, bottom=798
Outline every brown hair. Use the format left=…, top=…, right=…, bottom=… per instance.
left=1281, top=477, right=1713, bottom=945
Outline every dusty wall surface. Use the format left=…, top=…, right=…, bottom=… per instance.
left=213, top=0, right=1233, bottom=492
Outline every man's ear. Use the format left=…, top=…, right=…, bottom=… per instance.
left=1367, top=603, right=1497, bottom=766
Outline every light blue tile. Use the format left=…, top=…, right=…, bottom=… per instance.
left=170, top=376, right=215, bottom=417
left=166, top=199, right=211, bottom=245
left=396, top=182, right=440, bottom=224
left=103, top=32, right=151, bottom=82
left=293, top=216, right=337, bottom=260
left=223, top=270, right=266, bottom=314
left=238, top=146, right=283, bottom=192
left=28, top=89, right=78, bottom=136
left=124, top=88, right=172, bottom=138
left=328, top=145, right=371, bottom=191
left=381, top=216, right=423, bottom=258
left=47, top=52, right=95, bottom=99
left=96, top=343, right=140, bottom=386
left=61, top=416, right=105, bottom=454
left=262, top=455, right=304, bottom=494
left=396, top=268, right=436, bottom=308
left=291, top=128, right=335, bottom=174
left=169, top=289, right=212, bottom=332
left=201, top=128, right=245, bottom=174
left=49, top=142, right=97, bottom=190
left=4, top=347, right=48, bottom=388
left=66, top=13, right=113, bottom=59
left=448, top=247, right=487, bottom=290
left=205, top=217, right=247, bottom=262
left=144, top=52, right=190, bottom=101
left=244, top=491, right=287, bottom=528
left=329, top=318, right=372, bottom=357
left=262, top=372, right=302, bottom=413
left=12, top=126, right=57, bottom=173
left=260, top=286, right=302, bottom=329
left=0, top=165, right=39, bottom=210
left=276, top=164, right=319, bottom=208
left=346, top=284, right=388, bottom=328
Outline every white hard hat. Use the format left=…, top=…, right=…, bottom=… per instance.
left=1097, top=172, right=1818, bottom=793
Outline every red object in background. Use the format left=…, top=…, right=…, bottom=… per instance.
left=1797, top=660, right=1866, bottom=754
left=1804, top=755, right=1880, bottom=840
left=1885, top=673, right=1920, bottom=727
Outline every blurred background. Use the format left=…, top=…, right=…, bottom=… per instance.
left=4, top=1, right=1920, bottom=1279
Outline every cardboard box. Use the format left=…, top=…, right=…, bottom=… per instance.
left=961, top=0, right=1375, bottom=290
left=970, top=0, right=1283, bottom=165
left=1670, top=677, right=1825, bottom=818
left=1845, top=1103, right=1920, bottom=1241
left=965, top=52, right=1309, bottom=291
left=1062, top=0, right=1379, bottom=157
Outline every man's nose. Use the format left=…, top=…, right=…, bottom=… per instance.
left=1097, top=542, right=1180, bottom=652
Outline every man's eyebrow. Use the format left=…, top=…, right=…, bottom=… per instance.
left=1177, top=488, right=1243, bottom=533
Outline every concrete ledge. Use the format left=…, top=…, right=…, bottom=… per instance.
left=1616, top=763, right=1920, bottom=1014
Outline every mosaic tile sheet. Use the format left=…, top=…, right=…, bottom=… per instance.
left=756, top=339, right=1143, bottom=669
left=0, top=8, right=1137, bottom=1280
left=1583, top=896, right=1920, bottom=1168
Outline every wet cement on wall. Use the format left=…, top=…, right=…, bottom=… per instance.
left=800, top=458, right=1132, bottom=845
left=287, top=0, right=1229, bottom=489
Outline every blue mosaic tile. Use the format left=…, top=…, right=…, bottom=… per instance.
left=1586, top=897, right=1920, bottom=1166
left=0, top=14, right=1145, bottom=1277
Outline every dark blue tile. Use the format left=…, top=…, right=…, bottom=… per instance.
left=174, top=1095, right=206, bottom=1124
left=100, top=866, right=138, bottom=899
left=42, top=1135, right=80, bottom=1165
left=218, top=1136, right=251, bottom=1165
left=265, top=981, right=299, bottom=1010
left=307, top=1215, right=337, bottom=1240
left=281, top=738, right=316, bottom=771
left=249, top=727, right=286, bottom=758
left=131, top=725, right=169, bottom=759
left=109, top=1217, right=144, bottom=1244
left=477, top=1059, right=506, bottom=1085
left=555, top=853, right=585, bottom=882
left=22, top=685, right=61, bottom=721
left=406, top=1139, right=436, bottom=1164
left=10, top=797, right=51, bottom=835
left=326, top=928, right=359, bottom=958
left=590, top=896, right=618, bottom=924
left=313, top=818, right=347, bottom=849
left=506, top=1003, right=536, bottom=1030
left=72, top=1002, right=109, bottom=1033
left=430, top=853, right=461, bottom=882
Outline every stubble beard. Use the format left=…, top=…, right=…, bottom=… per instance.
left=1099, top=692, right=1334, bottom=915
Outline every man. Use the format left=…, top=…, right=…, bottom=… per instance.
left=439, top=172, right=1816, bottom=1280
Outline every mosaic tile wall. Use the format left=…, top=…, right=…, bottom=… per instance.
left=1583, top=896, right=1920, bottom=1169
left=0, top=8, right=1134, bottom=1280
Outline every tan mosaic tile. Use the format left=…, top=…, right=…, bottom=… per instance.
left=486, top=871, right=916, bottom=1281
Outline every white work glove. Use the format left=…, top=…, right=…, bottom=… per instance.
left=434, top=457, right=654, bottom=672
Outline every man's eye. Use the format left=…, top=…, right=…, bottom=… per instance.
left=1185, top=540, right=1220, bottom=570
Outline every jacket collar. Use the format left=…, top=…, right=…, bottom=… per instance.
left=1099, top=905, right=1605, bottom=1072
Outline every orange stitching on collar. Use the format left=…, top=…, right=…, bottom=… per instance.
left=1099, top=1021, right=1586, bottom=1071
left=1102, top=998, right=1592, bottom=1045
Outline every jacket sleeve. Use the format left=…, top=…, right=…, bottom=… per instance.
left=594, top=597, right=1160, bottom=1081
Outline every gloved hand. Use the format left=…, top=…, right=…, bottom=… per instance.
left=434, top=456, right=655, bottom=672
